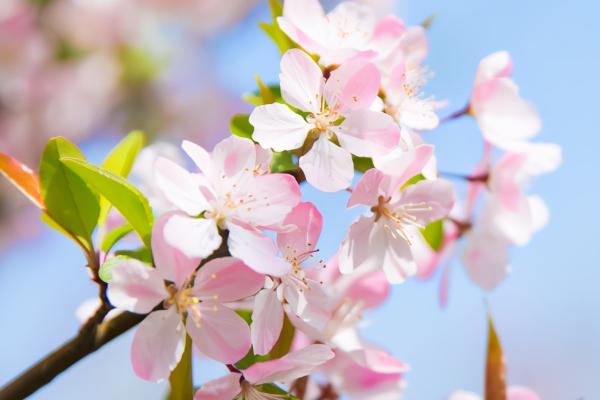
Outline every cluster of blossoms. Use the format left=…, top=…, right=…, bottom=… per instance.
left=0, top=0, right=559, bottom=398
left=0, top=0, right=256, bottom=250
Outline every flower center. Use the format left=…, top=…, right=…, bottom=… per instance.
left=371, top=195, right=432, bottom=244
left=307, top=110, right=338, bottom=136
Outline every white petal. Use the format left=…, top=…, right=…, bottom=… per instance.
left=299, top=136, right=354, bottom=192
left=249, top=103, right=311, bottom=151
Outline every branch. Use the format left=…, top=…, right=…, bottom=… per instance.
left=0, top=310, right=144, bottom=400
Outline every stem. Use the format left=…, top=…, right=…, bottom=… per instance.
left=0, top=311, right=145, bottom=400
left=440, top=104, right=470, bottom=124
left=439, top=171, right=489, bottom=183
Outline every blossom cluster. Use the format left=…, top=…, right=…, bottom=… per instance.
left=0, top=0, right=560, bottom=398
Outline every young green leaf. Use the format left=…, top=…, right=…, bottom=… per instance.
left=60, top=157, right=154, bottom=249
left=255, top=383, right=299, bottom=399
left=271, top=151, right=297, bottom=173
left=352, top=155, right=374, bottom=173
left=259, top=0, right=296, bottom=54
left=168, top=335, right=193, bottom=400
left=420, top=220, right=444, bottom=251
left=98, top=254, right=132, bottom=282
left=40, top=137, right=100, bottom=246
left=485, top=315, right=506, bottom=400
left=100, top=224, right=134, bottom=253
left=98, top=131, right=146, bottom=225
left=0, top=151, right=44, bottom=209
left=230, top=114, right=254, bottom=139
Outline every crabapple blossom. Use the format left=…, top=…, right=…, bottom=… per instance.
left=107, top=212, right=264, bottom=381
left=154, top=136, right=300, bottom=274
left=249, top=48, right=400, bottom=192
left=250, top=202, right=331, bottom=355
left=194, top=344, right=334, bottom=400
left=470, top=51, right=541, bottom=149
left=339, top=148, right=454, bottom=283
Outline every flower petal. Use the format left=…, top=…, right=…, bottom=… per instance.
left=154, top=156, right=207, bottom=215
left=107, top=259, right=167, bottom=313
left=324, top=59, right=380, bottom=112
left=299, top=136, right=354, bottom=192
left=280, top=49, right=324, bottom=113
left=507, top=386, right=540, bottom=400
left=152, top=211, right=203, bottom=287
left=462, top=229, right=510, bottom=291
left=181, top=140, right=211, bottom=174
left=227, top=222, right=291, bottom=276
left=131, top=308, right=185, bottom=382
left=163, top=213, right=222, bottom=259
left=347, top=168, right=386, bottom=208
left=251, top=289, right=284, bottom=355
left=398, top=179, right=455, bottom=225
left=335, top=110, right=400, bottom=158
left=194, top=373, right=242, bottom=400
left=243, top=344, right=334, bottom=385
left=187, top=302, right=252, bottom=364
left=277, top=202, right=323, bottom=257
left=249, top=103, right=311, bottom=152
left=373, top=144, right=434, bottom=189
left=193, top=256, right=264, bottom=302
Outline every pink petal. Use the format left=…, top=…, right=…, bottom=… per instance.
left=490, top=152, right=527, bottom=212
left=186, top=302, right=252, bottom=364
left=181, top=140, right=211, bottom=175
left=250, top=103, right=311, bottom=152
left=227, top=222, right=291, bottom=276
left=107, top=259, right=167, bottom=313
left=398, top=179, right=455, bottom=225
left=288, top=280, right=331, bottom=331
left=251, top=289, right=284, bottom=355
left=131, top=308, right=185, bottom=382
left=243, top=344, right=334, bottom=385
left=210, top=136, right=257, bottom=179
left=508, top=386, right=541, bottom=400
left=193, top=256, right=264, bottom=302
left=324, top=59, right=380, bottom=112
left=345, top=270, right=390, bottom=309
left=371, top=15, right=406, bottom=55
left=154, top=156, right=207, bottom=216
left=398, top=97, right=439, bottom=130
left=162, top=213, right=222, bottom=259
left=338, top=215, right=376, bottom=275
left=278, top=0, right=327, bottom=56
left=276, top=202, right=323, bottom=258
left=280, top=49, right=325, bottom=113
left=373, top=144, right=434, bottom=189
left=152, top=211, right=203, bottom=288
left=348, top=168, right=386, bottom=208
left=299, top=136, right=354, bottom=192
left=232, top=172, right=301, bottom=228
left=194, top=373, right=242, bottom=400
left=462, top=229, right=510, bottom=290
left=334, top=110, right=400, bottom=158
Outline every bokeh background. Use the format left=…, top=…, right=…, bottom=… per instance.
left=1, top=0, right=597, bottom=399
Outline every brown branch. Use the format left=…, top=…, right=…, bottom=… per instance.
left=0, top=310, right=145, bottom=400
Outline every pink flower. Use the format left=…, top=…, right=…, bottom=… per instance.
left=249, top=202, right=332, bottom=355
left=277, top=0, right=377, bottom=66
left=154, top=136, right=300, bottom=275
left=483, top=142, right=561, bottom=246
left=249, top=48, right=400, bottom=192
left=194, top=344, right=334, bottom=400
left=339, top=148, right=454, bottom=283
left=322, top=346, right=408, bottom=399
left=107, top=212, right=264, bottom=381
left=470, top=51, right=541, bottom=149
left=449, top=386, right=540, bottom=400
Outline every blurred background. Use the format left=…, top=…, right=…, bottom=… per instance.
left=0, top=0, right=597, bottom=399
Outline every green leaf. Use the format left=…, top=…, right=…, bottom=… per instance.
left=271, top=151, right=296, bottom=173
left=352, top=155, right=374, bottom=173
left=401, top=173, right=426, bottom=189
left=118, top=46, right=161, bottom=86
left=255, top=383, right=299, bottom=399
left=114, top=247, right=153, bottom=264
left=60, top=157, right=154, bottom=249
left=98, top=131, right=146, bottom=225
left=100, top=224, right=134, bottom=253
left=420, top=220, right=444, bottom=251
left=40, top=137, right=100, bottom=246
left=243, top=83, right=283, bottom=106
left=230, top=114, right=254, bottom=139
left=259, top=0, right=296, bottom=54
left=485, top=314, right=506, bottom=400
left=98, top=254, right=132, bottom=282
left=235, top=314, right=295, bottom=369
left=168, top=335, right=193, bottom=400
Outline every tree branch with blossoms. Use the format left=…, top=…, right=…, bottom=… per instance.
left=0, top=0, right=560, bottom=399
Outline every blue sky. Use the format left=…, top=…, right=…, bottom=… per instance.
left=1, top=1, right=598, bottom=399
